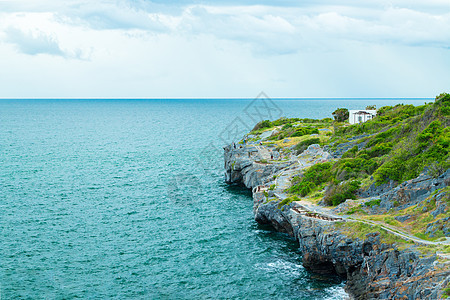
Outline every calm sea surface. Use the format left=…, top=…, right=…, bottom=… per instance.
left=0, top=98, right=428, bottom=299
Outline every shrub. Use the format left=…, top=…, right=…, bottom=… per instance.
left=346, top=206, right=367, bottom=215
left=270, top=125, right=319, bottom=140
left=291, top=127, right=319, bottom=137
left=277, top=196, right=300, bottom=209
left=288, top=162, right=333, bottom=196
left=364, top=143, right=392, bottom=158
left=282, top=123, right=293, bottom=130
left=252, top=120, right=272, bottom=132
left=332, top=108, right=349, bottom=122
left=323, top=180, right=361, bottom=206
left=373, top=157, right=405, bottom=184
left=365, top=199, right=381, bottom=207
left=342, top=146, right=359, bottom=158
left=272, top=117, right=300, bottom=126
left=293, top=181, right=316, bottom=197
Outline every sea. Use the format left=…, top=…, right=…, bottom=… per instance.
left=0, top=98, right=428, bottom=299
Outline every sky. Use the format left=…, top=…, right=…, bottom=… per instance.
left=0, top=0, right=449, bottom=98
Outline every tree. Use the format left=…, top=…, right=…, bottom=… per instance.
left=366, top=105, right=376, bottom=110
left=332, top=108, right=349, bottom=122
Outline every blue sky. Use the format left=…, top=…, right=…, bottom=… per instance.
left=0, top=0, right=449, bottom=98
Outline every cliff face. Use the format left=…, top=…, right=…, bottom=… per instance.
left=224, top=145, right=293, bottom=189
left=225, top=144, right=450, bottom=300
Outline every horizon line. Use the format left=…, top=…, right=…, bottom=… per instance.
left=0, top=97, right=434, bottom=100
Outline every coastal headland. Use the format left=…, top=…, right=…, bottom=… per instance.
left=224, top=94, right=450, bottom=299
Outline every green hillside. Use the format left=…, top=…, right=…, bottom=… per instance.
left=289, top=93, right=450, bottom=206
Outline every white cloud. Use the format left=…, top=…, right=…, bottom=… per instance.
left=0, top=0, right=449, bottom=97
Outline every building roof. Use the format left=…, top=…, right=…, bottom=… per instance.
left=354, top=110, right=372, bottom=115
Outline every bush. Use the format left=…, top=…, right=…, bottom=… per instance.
left=290, top=93, right=449, bottom=205
left=324, top=180, right=361, bottom=206
left=332, top=108, right=349, bottom=122
left=365, top=199, right=381, bottom=207
left=277, top=196, right=300, bottom=209
left=364, top=143, right=392, bottom=158
left=269, top=125, right=319, bottom=140
left=288, top=162, right=333, bottom=196
left=291, top=127, right=319, bottom=137
left=252, top=120, right=272, bottom=132
left=373, top=157, right=405, bottom=184
left=272, top=117, right=301, bottom=126
left=333, top=157, right=379, bottom=180
left=282, top=123, right=293, bottom=130
left=293, top=181, right=315, bottom=197
left=342, top=145, right=359, bottom=158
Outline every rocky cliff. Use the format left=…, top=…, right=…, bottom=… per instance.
left=225, top=144, right=450, bottom=299
left=224, top=144, right=293, bottom=188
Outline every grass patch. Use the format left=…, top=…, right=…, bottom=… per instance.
left=443, top=282, right=450, bottom=299
left=334, top=221, right=412, bottom=249
left=346, top=206, right=367, bottom=215
left=365, top=199, right=381, bottom=207
left=277, top=196, right=300, bottom=209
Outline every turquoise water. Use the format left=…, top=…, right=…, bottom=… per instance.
left=1, top=98, right=428, bottom=299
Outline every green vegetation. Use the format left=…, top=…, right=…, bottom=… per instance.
left=364, top=199, right=381, bottom=207
left=345, top=205, right=367, bottom=215
left=288, top=93, right=450, bottom=206
left=252, top=119, right=273, bottom=132
left=443, top=282, right=450, bottom=299
left=334, top=220, right=450, bottom=255
left=334, top=94, right=449, bottom=185
left=383, top=216, right=400, bottom=226
left=277, top=195, right=300, bottom=209
left=342, top=187, right=450, bottom=241
left=293, top=137, right=321, bottom=154
left=269, top=126, right=319, bottom=140
left=323, top=180, right=361, bottom=206
left=332, top=108, right=349, bottom=122
left=250, top=117, right=333, bottom=138
left=334, top=221, right=412, bottom=249
left=288, top=162, right=333, bottom=196
left=268, top=184, right=276, bottom=191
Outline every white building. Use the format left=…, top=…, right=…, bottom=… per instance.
left=349, top=110, right=377, bottom=124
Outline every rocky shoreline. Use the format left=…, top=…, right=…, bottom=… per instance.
left=224, top=143, right=450, bottom=299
